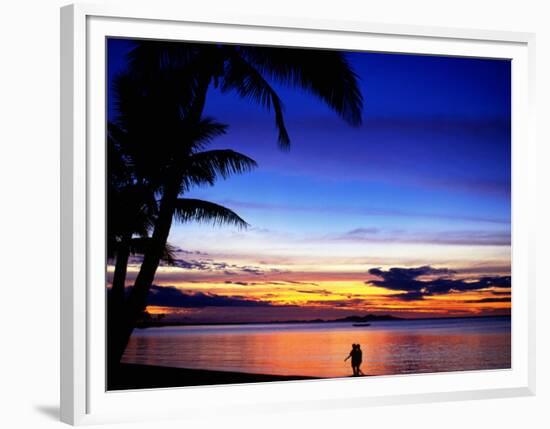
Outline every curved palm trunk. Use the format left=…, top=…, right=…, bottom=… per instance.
left=110, top=74, right=211, bottom=367
left=107, top=235, right=130, bottom=372
left=111, top=236, right=131, bottom=308
left=112, top=181, right=180, bottom=365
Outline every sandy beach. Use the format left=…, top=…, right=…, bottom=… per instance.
left=109, top=363, right=316, bottom=390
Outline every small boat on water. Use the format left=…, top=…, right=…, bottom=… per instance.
left=352, top=323, right=371, bottom=327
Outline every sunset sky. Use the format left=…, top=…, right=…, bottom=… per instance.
left=108, top=39, right=511, bottom=322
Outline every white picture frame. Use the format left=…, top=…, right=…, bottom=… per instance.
left=60, top=3, right=536, bottom=425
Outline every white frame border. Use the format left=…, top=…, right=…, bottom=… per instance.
left=61, top=3, right=536, bottom=425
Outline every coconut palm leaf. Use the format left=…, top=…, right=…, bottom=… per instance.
left=181, top=149, right=258, bottom=190
left=222, top=52, right=290, bottom=148
left=239, top=45, right=363, bottom=126
left=126, top=40, right=202, bottom=74
left=126, top=238, right=178, bottom=265
left=174, top=117, right=228, bottom=154
left=173, top=198, right=248, bottom=228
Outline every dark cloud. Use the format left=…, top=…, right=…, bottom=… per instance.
left=224, top=280, right=254, bottom=286
left=144, top=285, right=273, bottom=308
left=454, top=265, right=512, bottom=275
left=464, top=297, right=511, bottom=304
left=222, top=279, right=324, bottom=289
left=304, top=298, right=366, bottom=308
left=259, top=293, right=279, bottom=299
left=159, top=257, right=267, bottom=276
left=368, top=265, right=511, bottom=301
left=282, top=280, right=320, bottom=286
left=295, top=289, right=333, bottom=296
left=368, top=266, right=455, bottom=290
left=174, top=248, right=209, bottom=256
left=125, top=253, right=269, bottom=277
left=345, top=227, right=381, bottom=236
left=240, top=267, right=264, bottom=275
left=223, top=280, right=320, bottom=288
left=390, top=291, right=428, bottom=301
left=169, top=259, right=211, bottom=270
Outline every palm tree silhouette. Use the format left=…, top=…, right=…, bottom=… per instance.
left=107, top=140, right=229, bottom=369
left=107, top=120, right=251, bottom=309
left=109, top=40, right=364, bottom=368
left=108, top=70, right=257, bottom=368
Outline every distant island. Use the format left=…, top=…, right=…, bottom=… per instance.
left=135, top=313, right=401, bottom=328
left=135, top=312, right=510, bottom=329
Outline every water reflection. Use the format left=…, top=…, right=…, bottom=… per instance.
left=122, top=318, right=511, bottom=378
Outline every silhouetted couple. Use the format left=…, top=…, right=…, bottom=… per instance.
left=344, top=343, right=364, bottom=376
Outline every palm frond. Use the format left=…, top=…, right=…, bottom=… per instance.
left=175, top=117, right=228, bottom=154
left=127, top=40, right=200, bottom=74
left=240, top=46, right=363, bottom=126
left=108, top=182, right=158, bottom=245
left=161, top=242, right=179, bottom=266
left=174, top=198, right=249, bottom=229
left=127, top=238, right=178, bottom=265
left=221, top=53, right=290, bottom=149
left=181, top=149, right=257, bottom=189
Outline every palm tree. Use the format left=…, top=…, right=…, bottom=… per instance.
left=107, top=127, right=154, bottom=310
left=111, top=40, right=364, bottom=365
left=107, top=121, right=246, bottom=308
left=108, top=71, right=258, bottom=367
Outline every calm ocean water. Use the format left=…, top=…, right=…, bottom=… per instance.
left=121, top=316, right=511, bottom=378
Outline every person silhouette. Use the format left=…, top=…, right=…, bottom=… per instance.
left=355, top=344, right=364, bottom=376
left=344, top=343, right=359, bottom=376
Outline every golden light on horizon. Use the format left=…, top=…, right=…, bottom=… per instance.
left=139, top=278, right=510, bottom=320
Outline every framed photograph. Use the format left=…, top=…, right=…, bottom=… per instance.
left=60, top=3, right=536, bottom=425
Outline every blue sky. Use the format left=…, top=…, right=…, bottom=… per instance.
left=182, top=48, right=511, bottom=238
